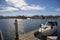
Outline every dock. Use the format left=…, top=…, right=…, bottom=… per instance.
left=19, top=29, right=57, bottom=40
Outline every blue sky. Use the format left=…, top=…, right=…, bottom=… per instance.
left=0, top=0, right=60, bottom=16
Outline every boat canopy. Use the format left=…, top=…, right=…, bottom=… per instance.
left=46, top=21, right=57, bottom=26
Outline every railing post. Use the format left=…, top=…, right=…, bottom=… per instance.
left=14, top=19, right=19, bottom=40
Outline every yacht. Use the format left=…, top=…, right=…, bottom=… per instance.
left=0, top=30, right=3, bottom=40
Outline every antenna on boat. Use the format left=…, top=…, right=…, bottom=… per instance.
left=14, top=19, right=19, bottom=40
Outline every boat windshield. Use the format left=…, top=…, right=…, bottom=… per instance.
left=47, top=22, right=56, bottom=26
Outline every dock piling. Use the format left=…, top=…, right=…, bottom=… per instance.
left=14, top=19, right=19, bottom=40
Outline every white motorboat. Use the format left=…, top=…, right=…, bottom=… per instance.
left=0, top=30, right=3, bottom=40
left=39, top=20, right=57, bottom=36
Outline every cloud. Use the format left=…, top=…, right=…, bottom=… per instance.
left=55, top=8, right=60, bottom=11
left=21, top=5, right=45, bottom=10
left=0, top=5, right=19, bottom=12
left=5, top=0, right=45, bottom=10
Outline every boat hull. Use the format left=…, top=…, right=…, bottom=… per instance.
left=39, top=26, right=57, bottom=36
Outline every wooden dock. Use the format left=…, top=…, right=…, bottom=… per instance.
left=19, top=29, right=57, bottom=40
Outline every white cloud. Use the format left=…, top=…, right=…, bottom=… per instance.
left=5, top=0, right=45, bottom=10
left=6, top=0, right=27, bottom=7
left=55, top=8, right=60, bottom=11
left=0, top=5, right=19, bottom=12
left=21, top=5, right=45, bottom=10
left=6, top=7, right=19, bottom=11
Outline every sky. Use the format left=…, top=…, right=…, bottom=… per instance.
left=0, top=0, right=60, bottom=16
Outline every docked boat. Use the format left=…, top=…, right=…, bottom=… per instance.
left=34, top=20, right=57, bottom=40
left=0, top=30, right=3, bottom=40
left=39, top=20, right=57, bottom=36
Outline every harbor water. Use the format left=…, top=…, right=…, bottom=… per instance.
left=0, top=18, right=60, bottom=40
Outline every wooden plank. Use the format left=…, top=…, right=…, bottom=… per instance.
left=19, top=29, right=40, bottom=40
